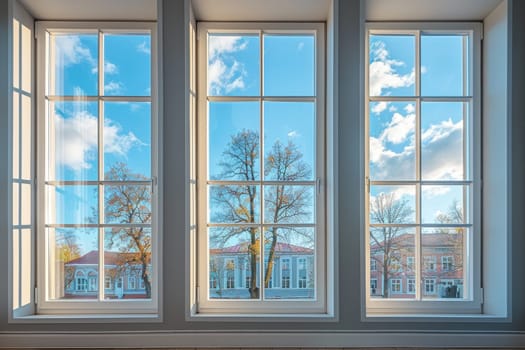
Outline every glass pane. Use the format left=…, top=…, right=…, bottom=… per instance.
left=20, top=229, right=32, bottom=306
left=208, top=34, right=259, bottom=96
left=369, top=101, right=416, bottom=180
left=104, top=34, right=151, bottom=96
left=104, top=227, right=152, bottom=299
left=369, top=35, right=415, bottom=97
left=51, top=34, right=98, bottom=96
left=47, top=185, right=97, bottom=225
left=264, top=35, right=314, bottom=96
left=209, top=185, right=260, bottom=224
left=369, top=185, right=416, bottom=224
left=49, top=101, right=99, bottom=181
left=208, top=102, right=260, bottom=180
left=209, top=227, right=260, bottom=299
left=263, top=102, right=315, bottom=180
left=421, top=102, right=467, bottom=180
left=21, top=24, right=32, bottom=93
left=103, top=102, right=151, bottom=180
left=263, top=227, right=315, bottom=299
left=13, top=92, right=19, bottom=179
left=12, top=229, right=19, bottom=310
left=13, top=19, right=19, bottom=89
left=421, top=35, right=467, bottom=96
left=370, top=227, right=415, bottom=299
left=422, top=228, right=466, bottom=299
left=21, top=94, right=32, bottom=180
left=13, top=183, right=19, bottom=226
left=48, top=228, right=99, bottom=300
left=422, top=185, right=468, bottom=224
left=264, top=185, right=315, bottom=224
left=20, top=183, right=32, bottom=226
left=105, top=185, right=152, bottom=224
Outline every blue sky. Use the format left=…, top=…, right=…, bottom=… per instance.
left=368, top=34, right=469, bottom=227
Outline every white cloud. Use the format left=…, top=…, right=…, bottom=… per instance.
left=404, top=104, right=415, bottom=113
left=371, top=101, right=389, bottom=115
left=369, top=41, right=415, bottom=96
left=104, top=81, right=124, bottom=94
left=208, top=36, right=248, bottom=95
left=422, top=186, right=451, bottom=198
left=104, top=61, right=118, bottom=74
left=53, top=110, right=143, bottom=171
left=381, top=112, right=415, bottom=144
left=389, top=105, right=398, bottom=112
left=287, top=130, right=300, bottom=138
left=137, top=41, right=151, bottom=55
left=55, top=35, right=96, bottom=68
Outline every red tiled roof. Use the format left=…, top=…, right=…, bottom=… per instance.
left=211, top=242, right=313, bottom=255
left=66, top=251, right=150, bottom=265
left=370, top=232, right=463, bottom=251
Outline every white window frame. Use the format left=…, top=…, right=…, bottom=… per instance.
left=407, top=278, right=416, bottom=294
left=196, top=22, right=326, bottom=315
left=35, top=21, right=159, bottom=315
left=297, top=257, right=307, bottom=289
left=442, top=255, right=454, bottom=272
left=424, top=278, right=437, bottom=295
left=390, top=279, right=402, bottom=294
left=365, top=22, right=482, bottom=315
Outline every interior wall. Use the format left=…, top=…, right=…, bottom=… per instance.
left=1, top=0, right=525, bottom=347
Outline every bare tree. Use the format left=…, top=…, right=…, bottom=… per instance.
left=56, top=230, right=81, bottom=289
left=104, top=162, right=152, bottom=298
left=369, top=192, right=413, bottom=298
left=211, top=129, right=312, bottom=298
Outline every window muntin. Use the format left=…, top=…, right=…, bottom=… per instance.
left=36, top=22, right=157, bottom=314
left=365, top=23, right=481, bottom=313
left=196, top=22, right=325, bottom=314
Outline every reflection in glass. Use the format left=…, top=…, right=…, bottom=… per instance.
left=51, top=34, right=98, bottom=96
left=263, top=102, right=315, bottom=181
left=209, top=185, right=260, bottom=224
left=369, top=101, right=416, bottom=180
left=369, top=185, right=416, bottom=224
left=369, top=35, right=415, bottom=97
left=264, top=185, right=315, bottom=224
left=370, top=227, right=415, bottom=299
left=421, top=102, right=467, bottom=180
left=422, top=228, right=466, bottom=299
left=104, top=34, right=151, bottom=96
left=104, top=102, right=151, bottom=179
left=48, top=101, right=99, bottom=181
left=104, top=228, right=152, bottom=299
left=263, top=227, right=315, bottom=299
left=47, top=185, right=97, bottom=225
left=421, top=35, right=467, bottom=96
left=48, top=228, right=98, bottom=300
left=105, top=185, right=152, bottom=224
left=264, top=35, right=315, bottom=96
left=208, top=102, right=260, bottom=180
left=209, top=228, right=260, bottom=299
left=208, top=34, right=259, bottom=96
left=421, top=185, right=468, bottom=224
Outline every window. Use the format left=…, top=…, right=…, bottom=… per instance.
left=424, top=256, right=437, bottom=272
left=370, top=259, right=377, bottom=271
left=407, top=278, right=416, bottom=294
left=424, top=279, right=436, bottom=295
left=442, top=256, right=454, bottom=272
left=370, top=279, right=378, bottom=296
left=390, top=279, right=402, bottom=294
left=365, top=22, right=481, bottom=313
left=196, top=22, right=325, bottom=314
left=35, top=21, right=158, bottom=314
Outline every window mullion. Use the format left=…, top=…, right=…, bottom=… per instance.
left=415, top=30, right=422, bottom=301
left=97, top=30, right=105, bottom=301
left=259, top=29, right=265, bottom=301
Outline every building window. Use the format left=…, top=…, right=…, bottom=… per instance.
left=298, top=258, right=307, bottom=289
left=245, top=276, right=252, bottom=289
left=196, top=22, right=325, bottom=314
left=104, top=277, right=112, bottom=289
left=442, top=256, right=454, bottom=272
left=390, top=279, right=402, bottom=294
left=128, top=276, right=137, bottom=290
left=226, top=275, right=235, bottom=289
left=370, top=258, right=377, bottom=271
left=366, top=22, right=480, bottom=312
left=406, top=256, right=415, bottom=271
left=35, top=22, right=157, bottom=314
left=407, top=278, right=416, bottom=294
left=370, top=279, right=378, bottom=296
left=424, top=279, right=436, bottom=295
left=425, top=256, right=437, bottom=272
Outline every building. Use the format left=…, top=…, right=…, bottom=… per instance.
left=370, top=232, right=463, bottom=299
left=209, top=242, right=314, bottom=299
left=63, top=251, right=150, bottom=299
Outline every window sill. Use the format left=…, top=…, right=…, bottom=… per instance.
left=10, top=313, right=162, bottom=324
left=188, top=312, right=337, bottom=322
left=364, top=313, right=510, bottom=323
